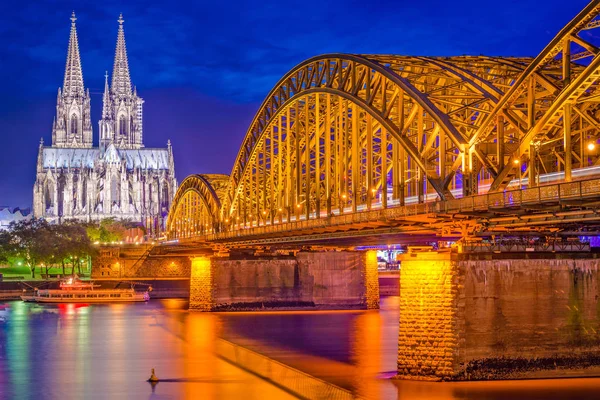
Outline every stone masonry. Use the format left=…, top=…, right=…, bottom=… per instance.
left=189, top=250, right=379, bottom=311
left=397, top=250, right=600, bottom=380
left=189, top=256, right=215, bottom=311
left=364, top=250, right=380, bottom=310
left=397, top=250, right=464, bottom=380
left=92, top=244, right=190, bottom=279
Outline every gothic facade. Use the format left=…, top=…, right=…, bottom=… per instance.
left=33, top=13, right=177, bottom=233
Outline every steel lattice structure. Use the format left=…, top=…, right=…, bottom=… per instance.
left=167, top=1, right=600, bottom=242
left=167, top=174, right=227, bottom=238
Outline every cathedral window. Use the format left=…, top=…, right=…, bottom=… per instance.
left=81, top=178, right=87, bottom=209
left=161, top=182, right=169, bottom=211
left=57, top=177, right=65, bottom=216
left=111, top=176, right=120, bottom=205
left=45, top=182, right=54, bottom=211
left=70, top=114, right=78, bottom=136
left=119, top=115, right=127, bottom=137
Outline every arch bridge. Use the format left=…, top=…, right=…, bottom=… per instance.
left=167, top=1, right=600, bottom=248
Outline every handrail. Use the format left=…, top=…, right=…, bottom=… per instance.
left=175, top=177, right=600, bottom=243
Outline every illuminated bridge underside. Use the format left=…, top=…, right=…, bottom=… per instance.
left=167, top=2, right=600, bottom=247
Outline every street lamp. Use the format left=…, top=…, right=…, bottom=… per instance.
left=513, top=158, right=522, bottom=188
left=588, top=142, right=596, bottom=151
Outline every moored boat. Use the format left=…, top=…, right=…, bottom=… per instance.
left=20, top=277, right=149, bottom=303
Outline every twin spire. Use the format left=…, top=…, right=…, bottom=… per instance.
left=57, top=12, right=143, bottom=149
left=63, top=12, right=133, bottom=99
left=111, top=14, right=132, bottom=96
left=63, top=11, right=84, bottom=97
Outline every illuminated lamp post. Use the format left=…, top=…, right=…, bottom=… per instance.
left=513, top=158, right=522, bottom=189
left=587, top=141, right=596, bottom=166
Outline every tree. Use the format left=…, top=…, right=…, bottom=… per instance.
left=5, top=219, right=51, bottom=278
left=85, top=218, right=143, bottom=243
left=62, top=221, right=96, bottom=276
left=1, top=219, right=97, bottom=279
left=0, top=230, right=10, bottom=264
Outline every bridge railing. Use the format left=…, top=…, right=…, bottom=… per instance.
left=200, top=177, right=600, bottom=242
left=439, top=178, right=600, bottom=214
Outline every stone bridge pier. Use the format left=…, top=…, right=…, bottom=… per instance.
left=189, top=250, right=380, bottom=311
left=397, top=250, right=600, bottom=380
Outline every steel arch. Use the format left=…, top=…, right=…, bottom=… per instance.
left=224, top=54, right=526, bottom=216
left=166, top=174, right=226, bottom=238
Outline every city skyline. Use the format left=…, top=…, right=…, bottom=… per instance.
left=0, top=0, right=590, bottom=207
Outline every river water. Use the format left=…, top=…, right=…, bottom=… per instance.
left=1, top=296, right=599, bottom=399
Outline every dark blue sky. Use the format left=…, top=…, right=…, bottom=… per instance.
left=0, top=0, right=591, bottom=207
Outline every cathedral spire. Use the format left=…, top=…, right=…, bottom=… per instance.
left=111, top=13, right=132, bottom=96
left=63, top=11, right=84, bottom=97
left=102, top=71, right=111, bottom=119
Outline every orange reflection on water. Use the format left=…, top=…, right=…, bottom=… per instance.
left=184, top=313, right=217, bottom=399
left=352, top=310, right=382, bottom=398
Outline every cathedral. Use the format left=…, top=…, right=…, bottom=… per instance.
left=33, top=13, right=177, bottom=233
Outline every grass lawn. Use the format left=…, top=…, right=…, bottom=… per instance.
left=0, top=265, right=88, bottom=279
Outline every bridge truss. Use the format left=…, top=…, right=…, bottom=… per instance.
left=167, top=1, right=600, bottom=246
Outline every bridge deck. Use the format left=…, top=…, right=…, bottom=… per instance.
left=163, top=177, right=600, bottom=249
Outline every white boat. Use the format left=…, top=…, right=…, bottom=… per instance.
left=21, top=277, right=149, bottom=303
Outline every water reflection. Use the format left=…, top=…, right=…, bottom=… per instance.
left=0, top=297, right=599, bottom=400
left=5, top=301, right=31, bottom=399
left=0, top=300, right=294, bottom=400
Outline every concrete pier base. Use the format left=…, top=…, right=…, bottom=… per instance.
left=364, top=250, right=380, bottom=310
left=189, top=250, right=380, bottom=311
left=189, top=256, right=215, bottom=311
left=397, top=250, right=600, bottom=381
left=397, top=250, right=464, bottom=380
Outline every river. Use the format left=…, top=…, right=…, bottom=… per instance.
left=1, top=296, right=598, bottom=399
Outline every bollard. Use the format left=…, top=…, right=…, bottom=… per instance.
left=147, top=368, right=159, bottom=382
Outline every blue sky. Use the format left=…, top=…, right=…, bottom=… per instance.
left=0, top=0, right=592, bottom=206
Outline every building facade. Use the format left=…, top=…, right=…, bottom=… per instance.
left=33, top=13, right=177, bottom=233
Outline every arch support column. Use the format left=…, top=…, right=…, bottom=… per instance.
left=397, top=249, right=465, bottom=380
left=189, top=256, right=215, bottom=311
left=364, top=250, right=380, bottom=310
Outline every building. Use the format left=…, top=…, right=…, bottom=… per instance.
left=33, top=13, right=177, bottom=234
left=0, top=207, right=32, bottom=230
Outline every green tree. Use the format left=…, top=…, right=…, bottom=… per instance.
left=85, top=218, right=143, bottom=243
left=0, top=229, right=10, bottom=264
left=5, top=219, right=51, bottom=278
left=1, top=219, right=97, bottom=279
left=65, top=221, right=95, bottom=276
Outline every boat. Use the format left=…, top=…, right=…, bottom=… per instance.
left=20, top=277, right=150, bottom=303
